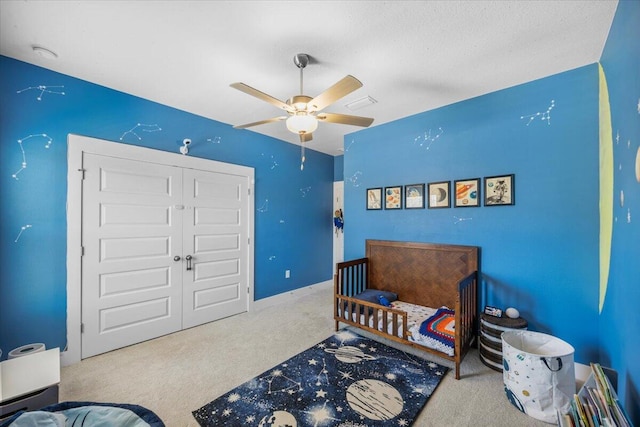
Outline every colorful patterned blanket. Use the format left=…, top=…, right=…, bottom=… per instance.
left=410, top=307, right=455, bottom=356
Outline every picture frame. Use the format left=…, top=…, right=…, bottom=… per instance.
left=384, top=186, right=402, bottom=209
left=427, top=181, right=451, bottom=209
left=404, top=183, right=425, bottom=209
left=366, top=187, right=382, bottom=210
left=484, top=174, right=515, bottom=206
left=454, top=178, right=480, bottom=207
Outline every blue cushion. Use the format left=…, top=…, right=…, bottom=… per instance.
left=354, top=289, right=398, bottom=304
left=343, top=289, right=398, bottom=314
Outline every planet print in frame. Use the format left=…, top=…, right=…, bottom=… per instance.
left=454, top=178, right=480, bottom=207
left=427, top=181, right=451, bottom=209
left=384, top=186, right=402, bottom=209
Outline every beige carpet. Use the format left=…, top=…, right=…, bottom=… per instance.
left=60, top=286, right=548, bottom=426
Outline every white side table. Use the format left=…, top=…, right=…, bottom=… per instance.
left=0, top=348, right=60, bottom=420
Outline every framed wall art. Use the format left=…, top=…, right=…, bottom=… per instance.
left=454, top=178, right=480, bottom=207
left=384, top=186, right=402, bottom=209
left=366, top=187, right=382, bottom=210
left=484, top=174, right=515, bottom=206
left=427, top=181, right=451, bottom=209
left=404, top=183, right=425, bottom=209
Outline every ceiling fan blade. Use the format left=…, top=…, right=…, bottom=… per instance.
left=230, top=82, right=293, bottom=112
left=317, top=112, right=374, bottom=127
left=300, top=133, right=313, bottom=143
left=308, top=75, right=363, bottom=112
left=233, top=116, right=287, bottom=129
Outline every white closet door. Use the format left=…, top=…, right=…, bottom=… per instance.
left=182, top=168, right=249, bottom=329
left=81, top=153, right=183, bottom=358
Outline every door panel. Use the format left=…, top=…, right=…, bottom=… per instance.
left=82, top=154, right=183, bottom=358
left=99, top=266, right=170, bottom=296
left=81, top=153, right=250, bottom=357
left=99, top=297, right=172, bottom=332
left=101, top=204, right=171, bottom=226
left=194, top=284, right=240, bottom=308
left=182, top=169, right=248, bottom=329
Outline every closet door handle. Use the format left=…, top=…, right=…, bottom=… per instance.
left=173, top=256, right=181, bottom=262
left=185, top=255, right=192, bottom=271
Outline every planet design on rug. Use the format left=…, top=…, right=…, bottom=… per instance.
left=258, top=410, right=297, bottom=427
left=193, top=332, right=448, bottom=426
left=346, top=379, right=403, bottom=420
left=324, top=346, right=377, bottom=363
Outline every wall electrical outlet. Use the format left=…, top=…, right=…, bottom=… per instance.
left=285, top=270, right=290, bottom=279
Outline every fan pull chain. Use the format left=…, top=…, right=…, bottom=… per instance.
left=300, top=142, right=306, bottom=171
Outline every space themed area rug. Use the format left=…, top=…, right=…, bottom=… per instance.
left=193, top=330, right=448, bottom=427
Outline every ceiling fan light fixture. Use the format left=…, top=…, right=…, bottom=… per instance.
left=286, top=114, right=318, bottom=135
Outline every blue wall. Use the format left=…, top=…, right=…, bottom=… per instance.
left=344, top=65, right=600, bottom=362
left=599, top=0, right=640, bottom=422
left=342, top=2, right=639, bottom=419
left=0, top=56, right=334, bottom=359
left=334, top=155, right=344, bottom=182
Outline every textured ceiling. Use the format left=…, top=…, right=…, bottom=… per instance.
left=0, top=1, right=618, bottom=155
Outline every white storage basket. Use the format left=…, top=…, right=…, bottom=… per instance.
left=502, top=330, right=575, bottom=424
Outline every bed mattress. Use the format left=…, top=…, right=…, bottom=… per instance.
left=338, top=300, right=455, bottom=356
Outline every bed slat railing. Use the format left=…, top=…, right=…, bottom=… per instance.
left=334, top=257, right=409, bottom=339
left=335, top=257, right=368, bottom=297
left=335, top=258, right=368, bottom=330
left=334, top=294, right=409, bottom=340
left=453, top=271, right=478, bottom=379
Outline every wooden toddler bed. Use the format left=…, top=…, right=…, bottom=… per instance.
left=334, top=240, right=479, bottom=379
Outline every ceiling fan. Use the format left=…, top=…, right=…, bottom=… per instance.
left=230, top=53, right=374, bottom=144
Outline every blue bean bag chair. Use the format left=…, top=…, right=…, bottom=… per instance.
left=0, top=401, right=165, bottom=427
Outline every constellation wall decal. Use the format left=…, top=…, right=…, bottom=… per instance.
left=268, top=256, right=276, bottom=261
left=521, top=100, right=555, bottom=126
left=261, top=153, right=279, bottom=170
left=16, top=85, right=65, bottom=101
left=12, top=133, right=53, bottom=180
left=453, top=216, right=473, bottom=225
left=119, top=123, right=162, bottom=141
left=300, top=186, right=311, bottom=197
left=413, top=127, right=444, bottom=150
left=207, top=136, right=222, bottom=144
left=14, top=224, right=33, bottom=243
left=344, top=139, right=357, bottom=152
left=347, top=171, right=363, bottom=187
left=257, top=198, right=269, bottom=213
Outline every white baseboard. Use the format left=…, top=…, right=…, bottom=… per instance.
left=251, top=280, right=333, bottom=311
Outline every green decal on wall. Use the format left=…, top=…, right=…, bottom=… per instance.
left=598, top=63, right=613, bottom=314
